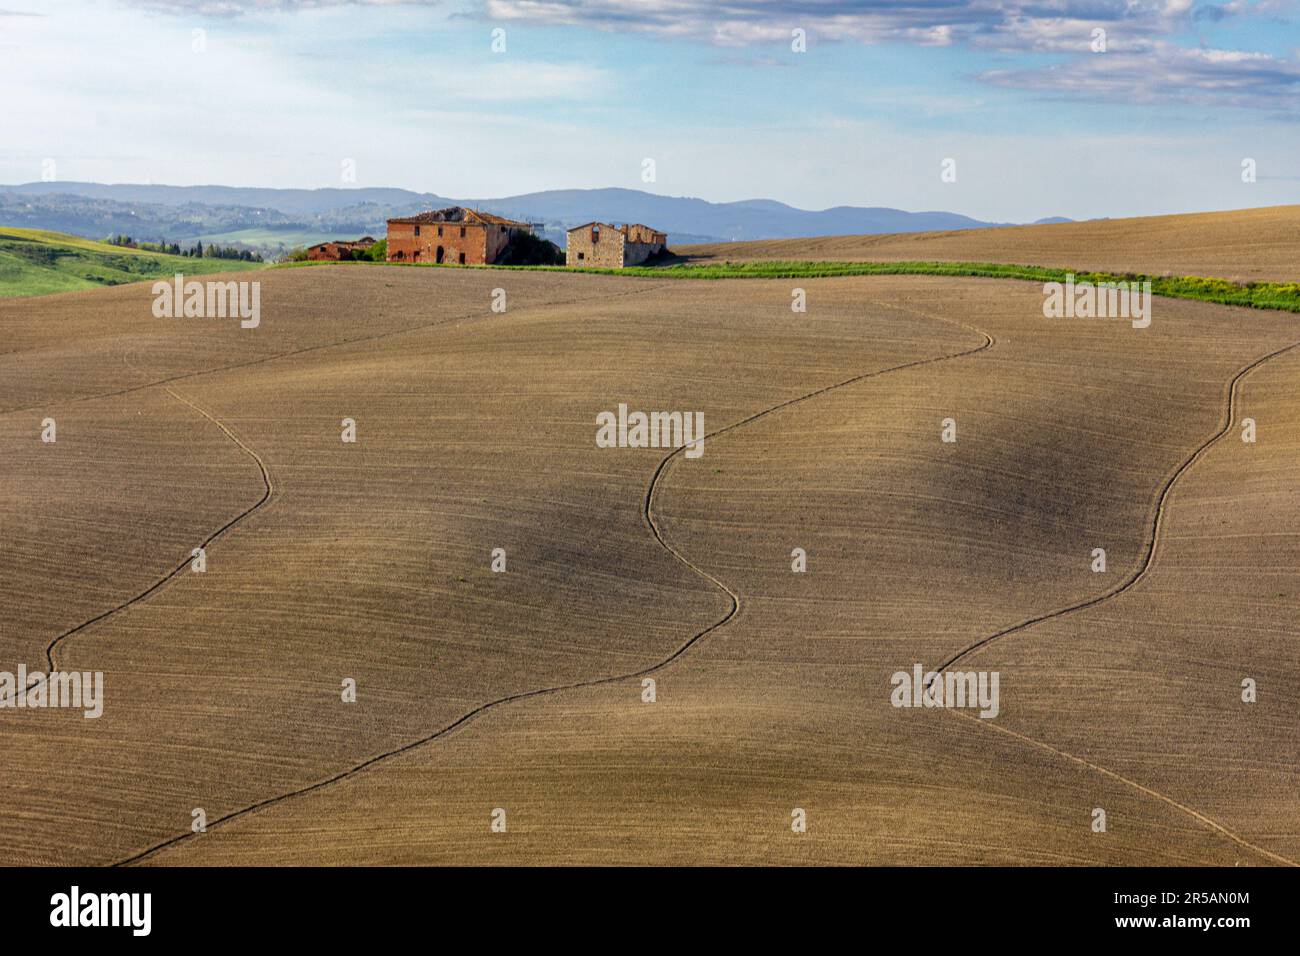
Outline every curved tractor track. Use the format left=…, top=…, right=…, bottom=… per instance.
left=119, top=303, right=1300, bottom=868
left=2, top=280, right=673, bottom=703
left=116, top=305, right=994, bottom=865
left=0, top=386, right=273, bottom=708
left=930, top=337, right=1300, bottom=868
left=934, top=336, right=1300, bottom=678
left=15, top=278, right=1294, bottom=868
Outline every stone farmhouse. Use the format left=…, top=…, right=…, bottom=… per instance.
left=565, top=222, right=668, bottom=268
left=386, top=207, right=532, bottom=265
left=306, top=237, right=375, bottom=261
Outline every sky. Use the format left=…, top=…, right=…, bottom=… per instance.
left=1, top=0, right=1298, bottom=221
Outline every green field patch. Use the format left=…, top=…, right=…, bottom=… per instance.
left=0, top=227, right=266, bottom=298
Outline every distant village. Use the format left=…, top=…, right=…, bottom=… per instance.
left=305, top=206, right=669, bottom=269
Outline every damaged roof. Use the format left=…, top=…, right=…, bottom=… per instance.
left=566, top=222, right=665, bottom=237
left=387, top=207, right=530, bottom=228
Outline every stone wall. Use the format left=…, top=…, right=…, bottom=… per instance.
left=622, top=239, right=665, bottom=266
left=566, top=222, right=667, bottom=267
left=566, top=223, right=625, bottom=268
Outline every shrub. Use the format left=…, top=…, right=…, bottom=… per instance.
left=498, top=231, right=563, bottom=266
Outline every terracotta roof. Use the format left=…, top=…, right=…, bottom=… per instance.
left=387, top=206, right=529, bottom=228
left=471, top=209, right=530, bottom=227
left=308, top=236, right=375, bottom=250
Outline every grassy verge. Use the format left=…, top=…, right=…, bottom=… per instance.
left=0, top=227, right=265, bottom=298
left=276, top=257, right=1300, bottom=314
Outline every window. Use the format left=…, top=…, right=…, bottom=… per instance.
left=458, top=252, right=465, bottom=264
left=437, top=226, right=443, bottom=237
left=414, top=225, right=420, bottom=237
left=460, top=227, right=466, bottom=237
left=577, top=252, right=585, bottom=260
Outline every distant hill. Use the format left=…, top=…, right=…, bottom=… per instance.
left=0, top=182, right=1028, bottom=254
left=0, top=227, right=263, bottom=298
left=2, top=182, right=439, bottom=216
left=455, top=187, right=1004, bottom=243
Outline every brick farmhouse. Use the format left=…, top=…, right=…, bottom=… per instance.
left=306, top=236, right=376, bottom=261
left=565, top=222, right=668, bottom=268
left=386, top=207, right=532, bottom=265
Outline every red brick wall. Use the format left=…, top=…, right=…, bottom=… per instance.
left=308, top=240, right=373, bottom=261
left=307, top=243, right=346, bottom=261
left=386, top=222, right=489, bottom=265
left=386, top=220, right=531, bottom=265
left=483, top=222, right=517, bottom=264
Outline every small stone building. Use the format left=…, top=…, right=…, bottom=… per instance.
left=306, top=237, right=375, bottom=261
left=386, top=207, right=532, bottom=265
left=566, top=222, right=668, bottom=268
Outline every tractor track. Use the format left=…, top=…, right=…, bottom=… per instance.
left=115, top=304, right=994, bottom=865
left=934, top=336, right=1300, bottom=678
left=0, top=386, right=273, bottom=708
left=116, top=303, right=1300, bottom=868
left=1, top=280, right=672, bottom=705
left=8, top=275, right=1294, bottom=867
left=927, top=335, right=1300, bottom=867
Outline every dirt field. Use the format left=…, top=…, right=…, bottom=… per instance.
left=680, top=205, right=1300, bottom=283
left=2, top=244, right=1298, bottom=866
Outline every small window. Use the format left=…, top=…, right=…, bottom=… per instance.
left=458, top=252, right=465, bottom=264
left=460, top=227, right=466, bottom=237
left=414, top=225, right=420, bottom=237
left=437, top=226, right=443, bottom=237
left=577, top=252, right=585, bottom=260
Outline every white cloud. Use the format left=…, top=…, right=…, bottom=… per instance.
left=125, top=0, right=436, bottom=14
left=482, top=0, right=1202, bottom=50
left=981, top=43, right=1300, bottom=109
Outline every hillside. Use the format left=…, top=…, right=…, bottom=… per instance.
left=5, top=265, right=1300, bottom=867
left=679, top=205, right=1300, bottom=283
left=0, top=228, right=265, bottom=298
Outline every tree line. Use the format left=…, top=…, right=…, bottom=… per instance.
left=106, top=234, right=263, bottom=262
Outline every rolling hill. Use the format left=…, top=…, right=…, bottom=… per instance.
left=0, top=228, right=265, bottom=298
left=4, top=259, right=1299, bottom=866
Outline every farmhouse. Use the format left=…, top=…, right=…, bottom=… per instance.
left=386, top=207, right=532, bottom=265
left=306, top=237, right=375, bottom=261
left=566, top=222, right=668, bottom=268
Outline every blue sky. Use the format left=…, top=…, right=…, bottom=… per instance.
left=1, top=0, right=1297, bottom=221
